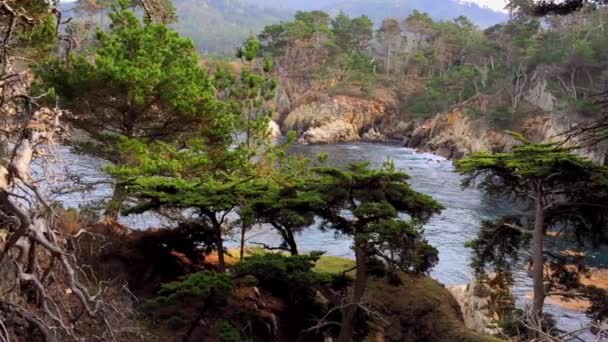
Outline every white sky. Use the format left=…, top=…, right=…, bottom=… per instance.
left=468, top=0, right=508, bottom=12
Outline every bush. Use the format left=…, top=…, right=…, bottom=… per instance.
left=233, top=252, right=331, bottom=301
left=166, top=316, right=187, bottom=330
left=486, top=105, right=513, bottom=128
left=233, top=252, right=334, bottom=338
left=144, top=271, right=232, bottom=310
left=214, top=321, right=247, bottom=342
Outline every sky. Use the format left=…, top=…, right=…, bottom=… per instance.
left=468, top=0, right=508, bottom=12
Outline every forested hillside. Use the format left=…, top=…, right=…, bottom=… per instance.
left=171, top=0, right=288, bottom=54
left=259, top=6, right=608, bottom=161
left=247, top=0, right=508, bottom=28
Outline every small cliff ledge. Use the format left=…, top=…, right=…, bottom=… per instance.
left=282, top=96, right=388, bottom=144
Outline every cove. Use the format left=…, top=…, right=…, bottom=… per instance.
left=53, top=142, right=596, bottom=337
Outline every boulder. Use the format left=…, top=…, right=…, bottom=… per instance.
left=298, top=120, right=359, bottom=144
left=267, top=120, right=281, bottom=139
left=362, top=127, right=388, bottom=143
left=447, top=280, right=504, bottom=336
left=283, top=95, right=388, bottom=144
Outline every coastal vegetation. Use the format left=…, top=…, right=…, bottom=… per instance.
left=0, top=0, right=607, bottom=341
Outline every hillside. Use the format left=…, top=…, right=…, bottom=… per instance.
left=171, top=0, right=288, bottom=55
left=263, top=5, right=608, bottom=163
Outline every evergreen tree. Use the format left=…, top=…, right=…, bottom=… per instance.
left=331, top=12, right=373, bottom=53
left=455, top=133, right=608, bottom=318
left=39, top=1, right=216, bottom=163
left=312, top=162, right=443, bottom=342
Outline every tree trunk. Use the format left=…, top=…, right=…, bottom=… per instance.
left=338, top=243, right=367, bottom=342
left=216, top=224, right=225, bottom=272
left=285, top=227, right=298, bottom=255
left=532, top=184, right=545, bottom=316
left=272, top=222, right=299, bottom=255
left=209, top=214, right=226, bottom=272
left=240, top=223, right=247, bottom=262
left=105, top=184, right=127, bottom=219
left=385, top=44, right=391, bottom=77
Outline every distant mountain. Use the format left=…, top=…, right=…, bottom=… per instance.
left=171, top=0, right=288, bottom=55
left=245, top=0, right=508, bottom=28
left=60, top=0, right=507, bottom=55
left=59, top=0, right=289, bottom=55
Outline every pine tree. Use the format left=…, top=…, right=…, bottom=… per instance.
left=455, top=133, right=608, bottom=318
left=312, top=162, right=443, bottom=342
left=39, top=0, right=215, bottom=163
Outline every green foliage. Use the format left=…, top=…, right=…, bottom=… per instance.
left=408, top=66, right=479, bottom=116
left=293, top=11, right=331, bottom=39
left=233, top=252, right=332, bottom=299
left=456, top=136, right=608, bottom=318
left=466, top=217, right=531, bottom=275
left=214, top=321, right=247, bottom=342
left=166, top=316, right=188, bottom=330
left=232, top=252, right=333, bottom=336
left=248, top=172, right=322, bottom=254
left=21, top=14, right=57, bottom=56
left=331, top=12, right=373, bottom=52
left=38, top=3, right=224, bottom=161
left=144, top=271, right=232, bottom=309
left=455, top=138, right=607, bottom=186
left=312, top=162, right=443, bottom=273
left=237, top=35, right=261, bottom=62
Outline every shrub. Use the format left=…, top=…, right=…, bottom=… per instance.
left=144, top=271, right=232, bottom=310
left=214, top=321, right=247, bottom=342
left=233, top=252, right=331, bottom=299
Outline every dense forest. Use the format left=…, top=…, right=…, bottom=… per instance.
left=0, top=0, right=607, bottom=342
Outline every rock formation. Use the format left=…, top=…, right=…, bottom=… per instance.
left=282, top=96, right=388, bottom=144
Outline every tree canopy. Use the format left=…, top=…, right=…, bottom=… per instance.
left=39, top=1, right=223, bottom=162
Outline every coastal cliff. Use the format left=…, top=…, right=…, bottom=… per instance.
left=277, top=92, right=607, bottom=163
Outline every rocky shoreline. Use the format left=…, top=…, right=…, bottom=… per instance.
left=274, top=94, right=607, bottom=163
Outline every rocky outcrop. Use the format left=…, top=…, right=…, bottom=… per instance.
left=298, top=120, right=359, bottom=144
left=280, top=90, right=607, bottom=162
left=361, top=127, right=388, bottom=143
left=374, top=111, right=518, bottom=159
left=448, top=282, right=503, bottom=335
left=267, top=120, right=281, bottom=139
left=283, top=96, right=388, bottom=144
left=366, top=273, right=504, bottom=341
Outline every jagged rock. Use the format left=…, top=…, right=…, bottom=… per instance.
left=362, top=127, right=388, bottom=142
left=404, top=111, right=516, bottom=159
left=275, top=87, right=291, bottom=116
left=313, top=290, right=329, bottom=306
left=447, top=280, right=504, bottom=336
left=283, top=95, right=388, bottom=144
left=525, top=78, right=556, bottom=112
left=298, top=120, right=359, bottom=144
left=267, top=120, right=281, bottom=139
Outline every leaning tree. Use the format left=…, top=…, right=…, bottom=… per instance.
left=311, top=162, right=443, bottom=342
